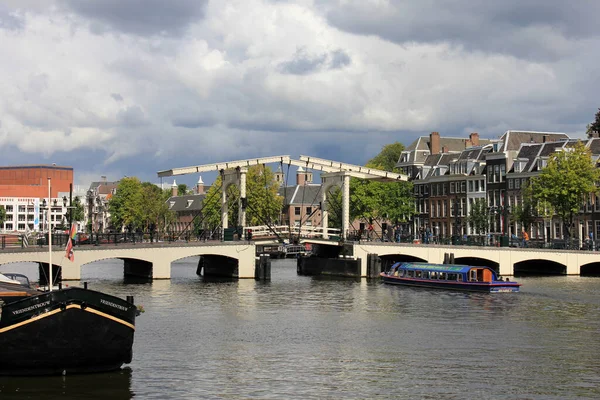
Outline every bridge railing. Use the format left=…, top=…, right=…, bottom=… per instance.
left=247, top=225, right=341, bottom=241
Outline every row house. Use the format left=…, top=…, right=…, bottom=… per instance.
left=86, top=177, right=119, bottom=233
left=397, top=130, right=574, bottom=240
left=277, top=167, right=322, bottom=228
left=397, top=131, right=493, bottom=238
left=506, top=137, right=600, bottom=241
left=165, top=177, right=208, bottom=234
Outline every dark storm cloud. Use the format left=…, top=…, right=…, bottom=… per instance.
left=62, top=0, right=208, bottom=36
left=324, top=0, right=600, bottom=60
left=278, top=48, right=352, bottom=75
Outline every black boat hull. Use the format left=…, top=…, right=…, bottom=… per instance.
left=0, top=287, right=137, bottom=376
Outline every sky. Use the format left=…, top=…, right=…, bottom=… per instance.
left=1, top=0, right=599, bottom=189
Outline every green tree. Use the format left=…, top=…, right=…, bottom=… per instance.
left=108, top=177, right=144, bottom=231
left=201, top=165, right=283, bottom=229
left=140, top=182, right=174, bottom=232
left=467, top=198, right=489, bottom=234
left=365, top=142, right=405, bottom=172
left=70, top=196, right=85, bottom=223
left=0, top=206, right=5, bottom=226
left=586, top=108, right=600, bottom=138
left=531, top=142, right=600, bottom=238
left=512, top=182, right=537, bottom=231
left=177, top=183, right=189, bottom=196
left=324, top=142, right=413, bottom=231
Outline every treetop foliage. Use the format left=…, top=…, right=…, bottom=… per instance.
left=586, top=108, right=600, bottom=137
left=531, top=142, right=600, bottom=237
left=365, top=142, right=405, bottom=172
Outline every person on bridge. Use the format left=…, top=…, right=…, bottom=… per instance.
left=522, top=230, right=529, bottom=248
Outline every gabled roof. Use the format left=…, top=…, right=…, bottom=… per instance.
left=500, top=131, right=569, bottom=152
left=88, top=181, right=119, bottom=195
left=166, top=194, right=206, bottom=212
left=401, top=134, right=494, bottom=165
left=278, top=184, right=322, bottom=206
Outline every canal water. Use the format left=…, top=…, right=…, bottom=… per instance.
left=1, top=258, right=599, bottom=399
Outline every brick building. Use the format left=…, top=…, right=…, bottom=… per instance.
left=0, top=165, right=74, bottom=232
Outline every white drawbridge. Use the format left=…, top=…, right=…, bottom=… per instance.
left=157, top=155, right=407, bottom=241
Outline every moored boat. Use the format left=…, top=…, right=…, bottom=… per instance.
left=380, top=262, right=521, bottom=293
left=0, top=177, right=140, bottom=376
left=0, top=279, right=139, bottom=376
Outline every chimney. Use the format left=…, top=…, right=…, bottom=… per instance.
left=196, top=175, right=204, bottom=194
left=430, top=132, right=440, bottom=154
left=296, top=167, right=306, bottom=185
left=469, top=132, right=479, bottom=146
left=171, top=179, right=177, bottom=197
left=542, top=135, right=547, bottom=143
left=442, top=146, right=448, bottom=153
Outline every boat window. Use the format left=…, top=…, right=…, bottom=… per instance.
left=393, top=269, right=399, bottom=276
left=415, top=270, right=422, bottom=278
left=439, top=272, right=447, bottom=280
left=407, top=270, right=414, bottom=278
left=422, top=271, right=429, bottom=279
left=400, top=269, right=406, bottom=277
left=458, top=274, right=463, bottom=281
left=430, top=271, right=438, bottom=279
left=447, top=273, right=457, bottom=281
left=469, top=270, right=477, bottom=281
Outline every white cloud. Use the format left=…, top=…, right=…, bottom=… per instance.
left=0, top=0, right=598, bottom=188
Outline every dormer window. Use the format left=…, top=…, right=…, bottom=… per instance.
left=537, top=159, right=547, bottom=169
left=186, top=200, right=194, bottom=208
left=514, top=160, right=527, bottom=173
left=169, top=201, right=176, bottom=209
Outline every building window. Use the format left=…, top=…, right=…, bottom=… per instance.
left=5, top=223, right=12, bottom=230
left=450, top=182, right=455, bottom=193
left=306, top=207, right=312, bottom=215
left=500, top=164, right=506, bottom=181
left=294, top=207, right=301, bottom=216
left=5, top=205, right=13, bottom=212
left=461, top=181, right=466, bottom=193
left=508, top=179, right=513, bottom=189
left=515, top=179, right=520, bottom=189
left=468, top=181, right=473, bottom=192
left=18, top=205, right=25, bottom=212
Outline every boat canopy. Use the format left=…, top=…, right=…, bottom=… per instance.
left=391, top=262, right=485, bottom=274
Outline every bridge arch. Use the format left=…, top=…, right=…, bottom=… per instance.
left=514, top=259, right=566, bottom=276
left=580, top=262, right=600, bottom=277
left=378, top=253, right=428, bottom=272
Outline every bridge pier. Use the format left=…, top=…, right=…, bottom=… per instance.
left=60, top=260, right=81, bottom=281
left=124, top=259, right=154, bottom=279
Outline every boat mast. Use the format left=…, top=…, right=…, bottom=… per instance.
left=48, top=177, right=52, bottom=292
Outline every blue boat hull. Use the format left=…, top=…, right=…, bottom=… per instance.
left=381, top=275, right=520, bottom=293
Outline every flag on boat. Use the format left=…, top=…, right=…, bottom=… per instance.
left=64, top=223, right=76, bottom=262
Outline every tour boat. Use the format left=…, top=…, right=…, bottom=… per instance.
left=0, top=277, right=139, bottom=376
left=380, top=262, right=521, bottom=293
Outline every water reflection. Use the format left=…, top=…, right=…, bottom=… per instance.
left=0, top=368, right=133, bottom=400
